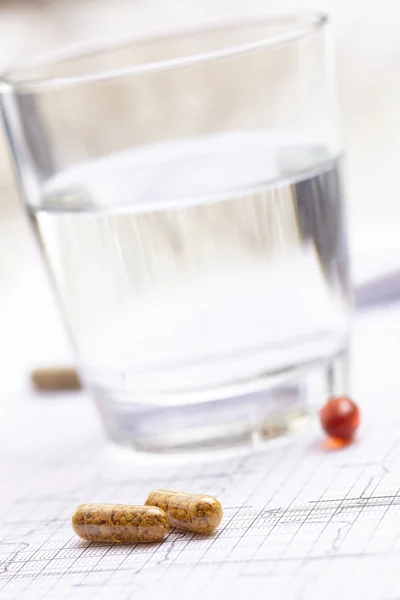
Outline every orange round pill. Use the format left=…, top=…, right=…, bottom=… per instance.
left=320, top=395, right=360, bottom=441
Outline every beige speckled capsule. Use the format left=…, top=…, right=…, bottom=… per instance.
left=145, top=490, right=223, bottom=534
left=72, top=504, right=169, bottom=543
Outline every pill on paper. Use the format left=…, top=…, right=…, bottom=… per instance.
left=72, top=503, right=169, bottom=543
left=146, top=490, right=223, bottom=534
left=320, top=395, right=360, bottom=441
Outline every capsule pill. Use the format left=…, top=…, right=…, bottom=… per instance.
left=146, top=490, right=223, bottom=534
left=320, top=395, right=360, bottom=441
left=72, top=504, right=169, bottom=543
left=31, top=367, right=81, bottom=391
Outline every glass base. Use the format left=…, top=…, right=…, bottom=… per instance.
left=93, top=350, right=348, bottom=452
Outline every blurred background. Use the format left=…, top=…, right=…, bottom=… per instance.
left=0, top=0, right=399, bottom=392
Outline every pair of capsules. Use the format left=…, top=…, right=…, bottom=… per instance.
left=72, top=490, right=223, bottom=544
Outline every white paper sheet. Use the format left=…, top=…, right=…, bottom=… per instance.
left=0, top=303, right=400, bottom=600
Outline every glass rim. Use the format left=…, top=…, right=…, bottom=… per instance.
left=0, top=12, right=328, bottom=92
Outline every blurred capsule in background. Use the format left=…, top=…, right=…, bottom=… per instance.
left=31, top=367, right=81, bottom=392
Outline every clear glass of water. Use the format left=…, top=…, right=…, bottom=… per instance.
left=0, top=13, right=351, bottom=451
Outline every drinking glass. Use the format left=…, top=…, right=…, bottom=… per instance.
left=0, top=13, right=351, bottom=451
